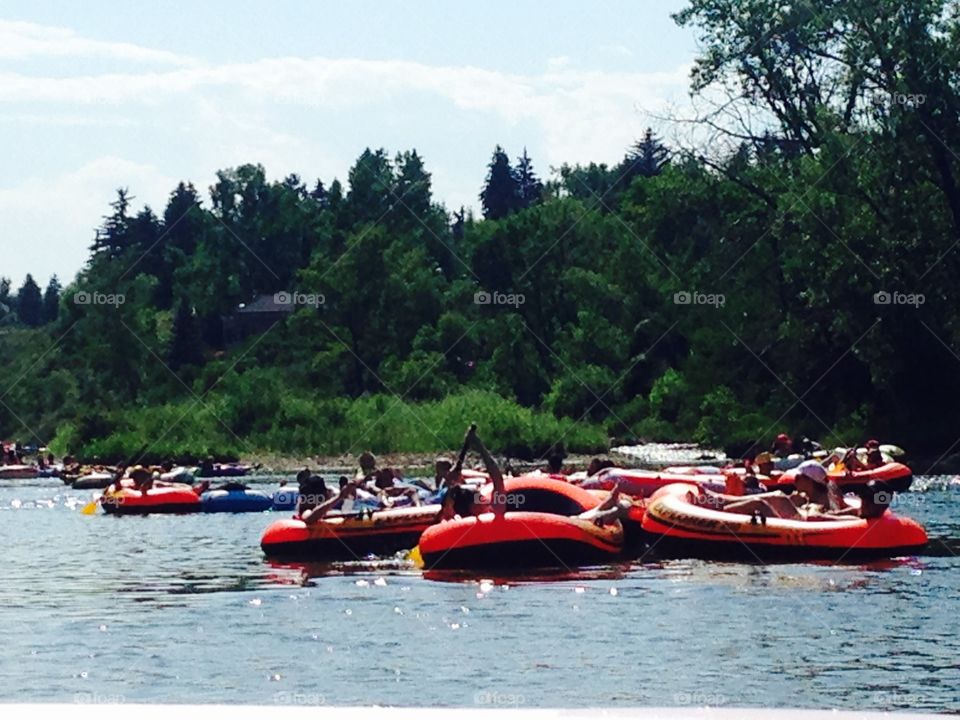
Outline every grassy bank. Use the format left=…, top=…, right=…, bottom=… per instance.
left=49, top=389, right=609, bottom=463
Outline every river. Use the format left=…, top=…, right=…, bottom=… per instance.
left=0, top=475, right=957, bottom=711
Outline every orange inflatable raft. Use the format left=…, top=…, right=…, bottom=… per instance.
left=101, top=485, right=201, bottom=515
left=580, top=467, right=725, bottom=499
left=260, top=504, right=441, bottom=559
left=663, top=462, right=914, bottom=493
left=418, top=476, right=624, bottom=569
left=641, top=483, right=928, bottom=561
left=774, top=461, right=913, bottom=492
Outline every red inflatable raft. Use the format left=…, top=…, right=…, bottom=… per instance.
left=641, top=483, right=928, bottom=561
left=580, top=467, right=725, bottom=499
left=418, top=476, right=624, bottom=569
left=261, top=504, right=441, bottom=560
left=775, top=461, right=913, bottom=492
left=662, top=462, right=914, bottom=493
left=101, top=485, right=201, bottom=515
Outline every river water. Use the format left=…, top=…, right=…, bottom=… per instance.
left=0, top=475, right=957, bottom=711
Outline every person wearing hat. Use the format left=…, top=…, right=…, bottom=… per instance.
left=753, top=452, right=776, bottom=478
left=700, top=459, right=848, bottom=520
left=770, top=433, right=794, bottom=458
left=791, top=460, right=844, bottom=517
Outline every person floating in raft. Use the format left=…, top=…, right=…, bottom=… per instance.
left=436, top=425, right=507, bottom=520
left=372, top=468, right=423, bottom=508
left=438, top=425, right=630, bottom=526
left=585, top=457, right=616, bottom=477
left=355, top=451, right=379, bottom=483
left=301, top=479, right=363, bottom=526
left=699, top=459, right=889, bottom=521
left=433, top=456, right=457, bottom=490
left=770, top=433, right=794, bottom=458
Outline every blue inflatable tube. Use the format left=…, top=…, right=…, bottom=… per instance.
left=271, top=487, right=300, bottom=511
left=201, top=488, right=273, bottom=513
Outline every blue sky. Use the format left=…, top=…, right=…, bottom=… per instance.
left=0, top=0, right=698, bottom=287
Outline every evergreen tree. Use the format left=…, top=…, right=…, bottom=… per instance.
left=451, top=206, right=466, bottom=241
left=346, top=148, right=394, bottom=224
left=42, top=276, right=61, bottom=324
left=394, top=150, right=432, bottom=219
left=163, top=182, right=203, bottom=256
left=0, top=277, right=11, bottom=320
left=309, top=180, right=329, bottom=207
left=515, top=148, right=543, bottom=209
left=168, top=299, right=204, bottom=370
left=16, top=274, right=43, bottom=327
left=480, top=145, right=520, bottom=220
left=620, top=128, right=671, bottom=182
left=91, top=188, right=133, bottom=258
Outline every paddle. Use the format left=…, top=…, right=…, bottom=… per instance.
left=81, top=443, right=149, bottom=515
left=407, top=422, right=476, bottom=567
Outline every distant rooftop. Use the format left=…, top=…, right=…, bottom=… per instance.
left=235, top=294, right=295, bottom=314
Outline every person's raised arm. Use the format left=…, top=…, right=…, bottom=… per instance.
left=468, top=428, right=506, bottom=515
left=302, top=483, right=352, bottom=526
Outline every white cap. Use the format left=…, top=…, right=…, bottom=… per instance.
left=796, top=460, right=827, bottom=485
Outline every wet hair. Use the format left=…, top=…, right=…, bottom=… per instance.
left=338, top=476, right=349, bottom=489
left=296, top=468, right=311, bottom=485
left=546, top=453, right=564, bottom=473
left=858, top=480, right=892, bottom=519
left=451, top=485, right=475, bottom=516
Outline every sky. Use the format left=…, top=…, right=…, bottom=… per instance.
left=0, top=0, right=698, bottom=288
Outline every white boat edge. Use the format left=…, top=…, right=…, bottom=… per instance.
left=0, top=706, right=944, bottom=719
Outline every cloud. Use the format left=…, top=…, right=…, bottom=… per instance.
left=0, top=19, right=194, bottom=65
left=0, top=55, right=691, bottom=164
left=0, top=157, right=176, bottom=285
left=0, top=20, right=696, bottom=283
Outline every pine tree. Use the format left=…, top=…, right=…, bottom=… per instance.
left=0, top=277, right=11, bottom=320
left=346, top=148, right=394, bottom=224
left=16, top=275, right=43, bottom=327
left=620, top=128, right=670, bottom=183
left=394, top=150, right=432, bottom=218
left=42, top=276, right=61, bottom=324
left=515, top=148, right=543, bottom=210
left=480, top=145, right=520, bottom=220
left=168, top=299, right=204, bottom=370
left=309, top=180, right=329, bottom=207
left=162, top=183, right=202, bottom=254
left=452, top=206, right=466, bottom=241
left=91, top=188, right=134, bottom=258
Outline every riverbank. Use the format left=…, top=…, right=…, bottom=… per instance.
left=245, top=441, right=726, bottom=476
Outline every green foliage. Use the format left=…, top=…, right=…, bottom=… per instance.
left=16, top=274, right=43, bottom=327
left=6, top=4, right=960, bottom=461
